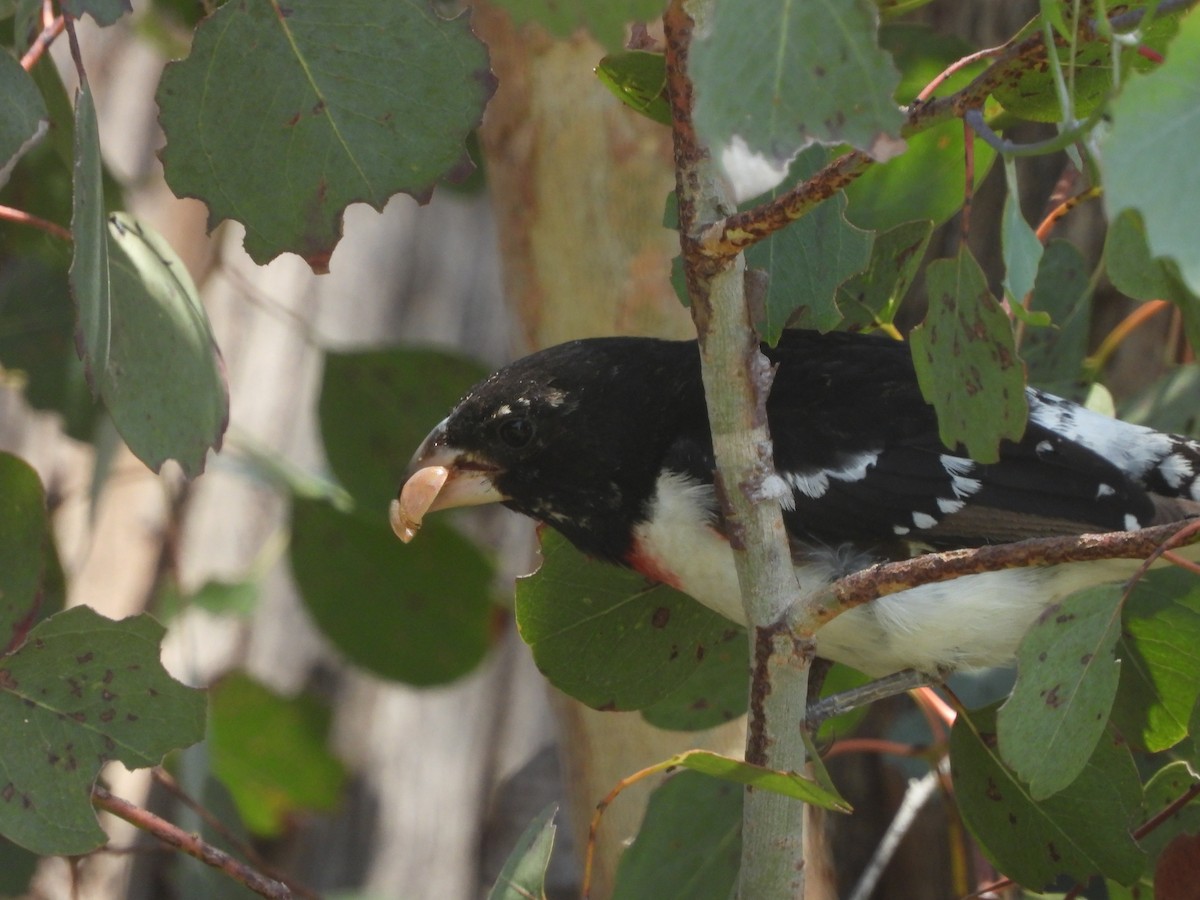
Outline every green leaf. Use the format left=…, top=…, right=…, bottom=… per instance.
left=1138, top=761, right=1200, bottom=861
left=0, top=257, right=99, bottom=440
left=596, top=50, right=671, bottom=126
left=60, top=0, right=130, bottom=25
left=876, top=0, right=937, bottom=15
left=1102, top=9, right=1200, bottom=296
left=745, top=147, right=873, bottom=342
left=842, top=23, right=995, bottom=230
left=0, top=453, right=50, bottom=649
left=910, top=245, right=1028, bottom=463
left=882, top=23, right=986, bottom=103
left=1112, top=569, right=1200, bottom=753
left=836, top=218, right=933, bottom=329
left=156, top=0, right=494, bottom=269
left=100, top=213, right=228, bottom=476
left=290, top=498, right=492, bottom=685
left=68, top=81, right=111, bottom=387
left=844, top=121, right=997, bottom=232
left=0, top=606, right=206, bottom=855
left=1001, top=159, right=1045, bottom=308
left=994, top=9, right=1174, bottom=123
left=1105, top=208, right=1199, bottom=316
left=489, top=0, right=665, bottom=52
left=640, top=627, right=747, bottom=731
left=1021, top=240, right=1091, bottom=391
left=515, top=531, right=740, bottom=711
left=319, top=348, right=489, bottom=512
left=952, top=705, right=1145, bottom=889
left=0, top=50, right=47, bottom=181
left=163, top=579, right=259, bottom=620
left=208, top=672, right=346, bottom=837
left=612, top=770, right=742, bottom=900
left=486, top=804, right=558, bottom=900
left=998, top=585, right=1123, bottom=799
left=0, top=836, right=38, bottom=896
left=665, top=749, right=849, bottom=810
left=691, top=0, right=904, bottom=166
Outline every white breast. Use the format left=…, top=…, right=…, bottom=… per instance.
left=632, top=471, right=1153, bottom=677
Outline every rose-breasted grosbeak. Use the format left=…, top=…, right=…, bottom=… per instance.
left=393, top=330, right=1200, bottom=677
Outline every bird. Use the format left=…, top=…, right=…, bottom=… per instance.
left=392, top=330, right=1200, bottom=677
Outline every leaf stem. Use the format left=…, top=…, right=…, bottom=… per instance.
left=0, top=204, right=72, bottom=242
left=19, top=13, right=64, bottom=71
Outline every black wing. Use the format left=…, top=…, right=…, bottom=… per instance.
left=762, top=331, right=1192, bottom=549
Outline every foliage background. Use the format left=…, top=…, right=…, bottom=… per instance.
left=1, top=0, right=1198, bottom=898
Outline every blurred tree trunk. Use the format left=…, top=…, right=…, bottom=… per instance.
left=473, top=7, right=749, bottom=897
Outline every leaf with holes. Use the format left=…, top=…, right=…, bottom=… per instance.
left=952, top=705, right=1145, bottom=889
left=746, top=147, right=873, bottom=342
left=516, top=531, right=741, bottom=711
left=640, top=626, right=747, bottom=731
left=910, top=245, right=1027, bottom=463
left=998, top=585, right=1123, bottom=799
left=157, top=0, right=495, bottom=270
left=837, top=219, right=933, bottom=329
left=0, top=606, right=205, bottom=855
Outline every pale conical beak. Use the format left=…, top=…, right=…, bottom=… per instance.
left=389, top=419, right=508, bottom=543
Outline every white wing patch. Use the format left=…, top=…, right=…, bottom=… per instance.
left=783, top=450, right=879, bottom=500
left=1159, top=452, right=1194, bottom=491
left=939, top=454, right=983, bottom=500
left=1028, top=390, right=1173, bottom=478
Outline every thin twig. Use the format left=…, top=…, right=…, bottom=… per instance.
left=92, top=786, right=293, bottom=899
left=916, top=43, right=1009, bottom=103
left=797, top=520, right=1200, bottom=629
left=19, top=14, right=64, bottom=71
left=0, top=204, right=72, bottom=242
left=1035, top=186, right=1100, bottom=242
left=152, top=769, right=321, bottom=900
left=808, top=669, right=934, bottom=726
left=822, top=738, right=928, bottom=760
left=847, top=760, right=948, bottom=900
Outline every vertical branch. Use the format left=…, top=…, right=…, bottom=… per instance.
left=663, top=2, right=814, bottom=896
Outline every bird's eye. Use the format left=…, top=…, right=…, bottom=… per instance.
left=498, top=416, right=535, bottom=449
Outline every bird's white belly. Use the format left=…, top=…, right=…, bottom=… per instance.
left=631, top=469, right=1161, bottom=677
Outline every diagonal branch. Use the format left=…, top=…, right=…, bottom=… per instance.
left=795, top=520, right=1200, bottom=630
left=92, top=786, right=292, bottom=899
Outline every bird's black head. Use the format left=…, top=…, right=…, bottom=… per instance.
left=396, top=337, right=707, bottom=562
